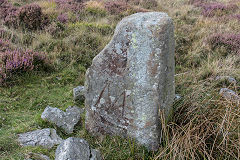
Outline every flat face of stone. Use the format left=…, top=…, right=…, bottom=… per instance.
left=41, top=106, right=82, bottom=134
left=55, top=137, right=91, bottom=160
left=85, top=12, right=175, bottom=151
left=18, top=128, right=63, bottom=149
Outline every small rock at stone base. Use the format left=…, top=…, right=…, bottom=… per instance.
left=73, top=86, right=85, bottom=102
left=26, top=153, right=50, bottom=160
left=90, top=149, right=102, bottom=160
left=18, top=128, right=63, bottom=149
left=55, top=137, right=102, bottom=160
left=41, top=106, right=82, bottom=134
left=215, top=76, right=237, bottom=84
left=219, top=88, right=240, bottom=103
left=175, top=94, right=181, bottom=101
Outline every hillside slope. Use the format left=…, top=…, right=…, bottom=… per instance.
left=0, top=0, right=239, bottom=159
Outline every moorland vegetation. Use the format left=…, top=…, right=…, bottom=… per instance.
left=0, top=0, right=240, bottom=159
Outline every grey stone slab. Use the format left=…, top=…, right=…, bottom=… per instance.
left=41, top=106, right=82, bottom=134
left=55, top=137, right=90, bottom=160
left=18, top=128, right=63, bottom=149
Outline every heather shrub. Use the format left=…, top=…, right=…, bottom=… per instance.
left=234, top=14, right=240, bottom=21
left=200, top=3, right=238, bottom=17
left=0, top=49, right=48, bottom=84
left=104, top=1, right=129, bottom=14
left=57, top=13, right=69, bottom=23
left=0, top=39, right=10, bottom=52
left=0, top=0, right=14, bottom=18
left=55, top=0, right=85, bottom=13
left=17, top=4, right=49, bottom=30
left=208, top=33, right=240, bottom=55
left=0, top=0, right=18, bottom=26
left=0, top=1, right=49, bottom=30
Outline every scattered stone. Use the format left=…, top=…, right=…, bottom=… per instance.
left=55, top=137, right=101, bottom=160
left=215, top=76, right=237, bottom=84
left=18, top=128, right=63, bottom=149
left=175, top=94, right=181, bottom=101
left=56, top=77, right=62, bottom=80
left=26, top=153, right=50, bottom=160
left=41, top=106, right=82, bottom=134
left=220, top=88, right=240, bottom=103
left=73, top=86, right=85, bottom=102
left=85, top=12, right=175, bottom=151
left=90, top=149, right=102, bottom=160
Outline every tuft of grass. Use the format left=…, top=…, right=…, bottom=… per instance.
left=84, top=0, right=107, bottom=17
left=68, top=21, right=113, bottom=35
left=36, top=0, right=59, bottom=20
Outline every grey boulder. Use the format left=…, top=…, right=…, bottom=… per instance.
left=90, top=149, right=101, bottom=160
left=18, top=128, right=63, bottom=149
left=73, top=86, right=85, bottom=102
left=175, top=94, right=181, bottom=101
left=41, top=106, right=82, bottom=134
left=25, top=153, right=50, bottom=160
left=55, top=137, right=101, bottom=160
left=220, top=88, right=240, bottom=103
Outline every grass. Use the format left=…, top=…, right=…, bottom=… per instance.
left=0, top=0, right=240, bottom=159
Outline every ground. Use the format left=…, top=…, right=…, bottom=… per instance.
left=0, top=0, right=240, bottom=159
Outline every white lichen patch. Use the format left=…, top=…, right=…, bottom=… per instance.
left=100, top=98, right=105, bottom=104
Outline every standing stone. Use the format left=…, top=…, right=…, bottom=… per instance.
left=85, top=12, right=175, bottom=151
